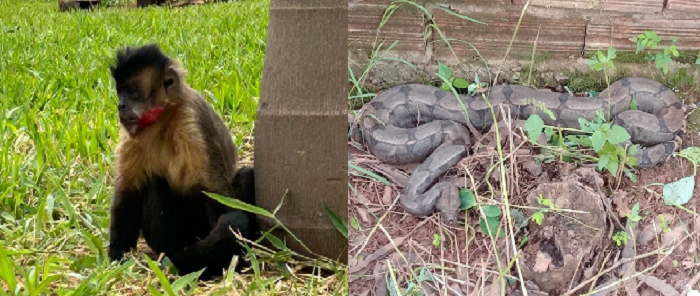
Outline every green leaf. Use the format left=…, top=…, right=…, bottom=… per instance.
left=531, top=212, right=544, bottom=225
left=206, top=192, right=274, bottom=218
left=566, top=135, right=592, bottom=147
left=459, top=188, right=476, bottom=210
left=453, top=78, right=470, bottom=88
left=481, top=205, right=501, bottom=218
left=607, top=46, right=616, bottom=60
left=324, top=205, right=348, bottom=239
left=440, top=82, right=450, bottom=91
left=663, top=176, right=695, bottom=206
left=624, top=169, right=638, bottom=182
left=608, top=125, right=631, bottom=145
left=437, top=62, right=451, bottom=80
left=171, top=268, right=206, bottom=293
left=264, top=233, right=288, bottom=250
left=350, top=216, right=361, bottom=231
left=0, top=247, right=17, bottom=294
left=467, top=83, right=477, bottom=95
left=627, top=203, right=642, bottom=221
left=474, top=73, right=480, bottom=84
left=144, top=256, right=176, bottom=296
left=69, top=256, right=96, bottom=271
left=544, top=127, right=555, bottom=139
left=628, top=144, right=639, bottom=156
left=432, top=5, right=486, bottom=24
left=655, top=53, right=665, bottom=68
left=630, top=96, right=637, bottom=110
left=604, top=156, right=620, bottom=176
left=596, top=51, right=606, bottom=63
left=525, top=114, right=545, bottom=144
left=591, top=131, right=606, bottom=152
left=636, top=39, right=644, bottom=53
left=480, top=216, right=504, bottom=238
left=510, top=209, right=527, bottom=229
left=597, top=154, right=610, bottom=171
left=432, top=234, right=440, bottom=246
left=148, top=286, right=165, bottom=296
left=578, top=118, right=593, bottom=132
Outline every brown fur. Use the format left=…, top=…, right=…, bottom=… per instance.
left=114, top=94, right=210, bottom=193
left=108, top=44, right=257, bottom=280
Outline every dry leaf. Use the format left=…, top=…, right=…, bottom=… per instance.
left=356, top=207, right=370, bottom=223
left=349, top=235, right=407, bottom=274
left=533, top=251, right=552, bottom=272
left=382, top=186, right=393, bottom=205
left=640, top=275, right=680, bottom=296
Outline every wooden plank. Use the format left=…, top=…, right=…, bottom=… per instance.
left=601, top=0, right=664, bottom=14
left=348, top=1, right=427, bottom=53
left=667, top=0, right=700, bottom=14
left=432, top=7, right=586, bottom=60
left=586, top=17, right=700, bottom=51
left=512, top=0, right=599, bottom=9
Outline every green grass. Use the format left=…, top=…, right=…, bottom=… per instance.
left=0, top=1, right=347, bottom=295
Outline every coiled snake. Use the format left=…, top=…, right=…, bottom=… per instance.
left=360, top=77, right=685, bottom=224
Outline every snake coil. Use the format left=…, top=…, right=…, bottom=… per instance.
left=361, top=77, right=685, bottom=224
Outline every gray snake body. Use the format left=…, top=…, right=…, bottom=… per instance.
left=361, top=77, right=685, bottom=224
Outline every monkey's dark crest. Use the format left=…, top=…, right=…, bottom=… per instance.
left=107, top=43, right=259, bottom=281
left=110, top=44, right=170, bottom=84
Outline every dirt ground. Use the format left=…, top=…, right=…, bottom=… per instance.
left=348, top=89, right=700, bottom=296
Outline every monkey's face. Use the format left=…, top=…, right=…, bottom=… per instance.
left=115, top=69, right=171, bottom=136
left=110, top=44, right=183, bottom=137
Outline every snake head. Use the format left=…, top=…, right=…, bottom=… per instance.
left=441, top=213, right=458, bottom=225
left=436, top=188, right=461, bottom=225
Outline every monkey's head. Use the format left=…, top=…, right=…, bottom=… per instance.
left=109, top=43, right=186, bottom=136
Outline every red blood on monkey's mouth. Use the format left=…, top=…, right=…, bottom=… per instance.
left=137, top=106, right=164, bottom=128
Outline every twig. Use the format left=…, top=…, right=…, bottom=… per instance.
left=562, top=227, right=700, bottom=296
left=680, top=271, right=700, bottom=296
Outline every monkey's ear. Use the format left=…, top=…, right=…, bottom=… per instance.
left=163, top=65, right=182, bottom=95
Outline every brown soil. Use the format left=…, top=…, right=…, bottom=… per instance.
left=348, top=112, right=700, bottom=296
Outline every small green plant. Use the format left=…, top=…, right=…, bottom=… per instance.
left=632, top=30, right=662, bottom=53
left=625, top=202, right=643, bottom=228
left=432, top=233, right=441, bottom=246
left=458, top=189, right=505, bottom=238
left=438, top=62, right=486, bottom=96
left=525, top=111, right=639, bottom=181
left=350, top=216, right=361, bottom=231
left=630, top=31, right=681, bottom=74
left=459, top=188, right=477, bottom=210
left=696, top=51, right=700, bottom=64
left=587, top=46, right=616, bottom=118
left=480, top=205, right=505, bottom=239
left=612, top=231, right=630, bottom=246
left=568, top=111, right=638, bottom=179
left=531, top=194, right=560, bottom=226
left=658, top=214, right=672, bottom=233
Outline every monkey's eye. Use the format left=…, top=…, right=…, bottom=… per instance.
left=164, top=79, right=174, bottom=88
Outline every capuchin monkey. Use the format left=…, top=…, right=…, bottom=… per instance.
left=107, top=43, right=259, bottom=280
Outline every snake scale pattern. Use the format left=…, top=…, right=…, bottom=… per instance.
left=361, top=77, right=685, bottom=224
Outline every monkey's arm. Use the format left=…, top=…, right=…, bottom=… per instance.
left=108, top=189, right=144, bottom=261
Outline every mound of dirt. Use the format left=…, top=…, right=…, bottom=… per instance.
left=520, top=168, right=610, bottom=295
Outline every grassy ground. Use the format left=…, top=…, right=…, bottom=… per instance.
left=0, top=0, right=347, bottom=295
